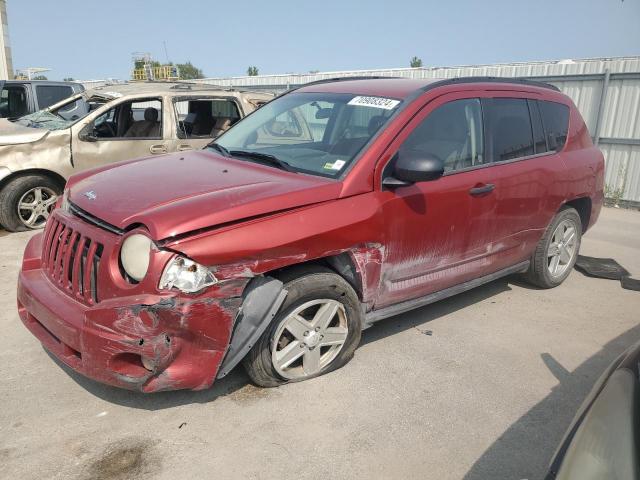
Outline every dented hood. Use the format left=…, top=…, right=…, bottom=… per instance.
left=68, top=150, right=341, bottom=240
left=0, top=119, right=50, bottom=145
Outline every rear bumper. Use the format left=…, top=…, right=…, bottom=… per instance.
left=18, top=233, right=244, bottom=392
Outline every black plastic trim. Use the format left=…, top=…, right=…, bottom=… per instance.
left=420, top=76, right=560, bottom=92
left=365, top=260, right=530, bottom=326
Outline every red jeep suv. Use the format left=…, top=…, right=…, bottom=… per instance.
left=17, top=77, right=604, bottom=392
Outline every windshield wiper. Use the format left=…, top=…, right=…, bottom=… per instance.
left=207, top=142, right=231, bottom=157
left=229, top=150, right=296, bottom=172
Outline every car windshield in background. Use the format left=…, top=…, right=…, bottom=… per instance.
left=14, top=94, right=98, bottom=131
left=15, top=110, right=77, bottom=130
left=213, top=92, right=402, bottom=177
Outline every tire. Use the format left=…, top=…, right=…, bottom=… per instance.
left=0, top=175, right=62, bottom=232
left=523, top=207, right=582, bottom=289
left=243, top=266, right=363, bottom=387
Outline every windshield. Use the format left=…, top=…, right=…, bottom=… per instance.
left=213, top=92, right=402, bottom=178
left=15, top=110, right=76, bottom=130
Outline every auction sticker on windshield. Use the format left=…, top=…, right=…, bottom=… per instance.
left=348, top=96, right=400, bottom=110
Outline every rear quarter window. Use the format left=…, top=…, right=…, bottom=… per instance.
left=538, top=100, right=570, bottom=151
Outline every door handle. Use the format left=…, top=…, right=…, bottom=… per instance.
left=177, top=144, right=194, bottom=152
left=469, top=183, right=495, bottom=196
left=149, top=144, right=168, bottom=154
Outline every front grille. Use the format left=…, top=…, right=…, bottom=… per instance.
left=42, top=217, right=104, bottom=304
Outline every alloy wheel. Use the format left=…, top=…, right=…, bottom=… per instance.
left=271, top=299, right=349, bottom=380
left=17, top=186, right=58, bottom=229
left=547, top=219, right=578, bottom=278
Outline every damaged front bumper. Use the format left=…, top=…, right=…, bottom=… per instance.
left=17, top=231, right=284, bottom=393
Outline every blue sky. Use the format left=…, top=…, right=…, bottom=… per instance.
left=6, top=0, right=640, bottom=80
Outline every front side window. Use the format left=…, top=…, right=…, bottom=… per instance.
left=88, top=98, right=162, bottom=139
left=36, top=85, right=73, bottom=110
left=399, top=98, right=484, bottom=172
left=538, top=100, right=569, bottom=151
left=214, top=92, right=401, bottom=178
left=484, top=98, right=534, bottom=162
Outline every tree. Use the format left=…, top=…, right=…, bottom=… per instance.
left=247, top=66, right=259, bottom=76
left=410, top=56, right=423, bottom=68
left=32, top=75, right=48, bottom=80
left=176, top=61, right=204, bottom=79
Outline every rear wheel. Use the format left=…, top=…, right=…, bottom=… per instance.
left=524, top=207, right=582, bottom=288
left=243, top=267, right=363, bottom=387
left=0, top=175, right=61, bottom=232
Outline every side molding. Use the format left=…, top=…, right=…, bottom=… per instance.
left=216, top=276, right=288, bottom=378
left=365, top=261, right=530, bottom=327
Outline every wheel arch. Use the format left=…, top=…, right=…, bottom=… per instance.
left=563, top=196, right=591, bottom=233
left=268, top=252, right=364, bottom=302
left=0, top=168, right=67, bottom=193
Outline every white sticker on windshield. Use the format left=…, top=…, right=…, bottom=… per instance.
left=348, top=96, right=400, bottom=110
left=331, top=160, right=346, bottom=170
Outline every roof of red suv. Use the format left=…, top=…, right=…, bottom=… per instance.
left=294, top=76, right=560, bottom=100
left=296, top=78, right=441, bottom=99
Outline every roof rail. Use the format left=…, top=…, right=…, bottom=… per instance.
left=422, top=76, right=560, bottom=92
left=289, top=75, right=400, bottom=91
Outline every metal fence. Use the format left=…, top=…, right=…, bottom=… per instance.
left=191, top=57, right=640, bottom=204
left=80, top=57, right=640, bottom=203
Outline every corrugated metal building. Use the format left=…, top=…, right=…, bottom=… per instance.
left=192, top=56, right=640, bottom=204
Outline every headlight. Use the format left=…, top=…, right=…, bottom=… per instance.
left=120, top=234, right=152, bottom=282
left=159, top=256, right=218, bottom=293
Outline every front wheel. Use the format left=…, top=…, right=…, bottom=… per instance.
left=524, top=207, right=582, bottom=289
left=243, top=267, right=363, bottom=387
left=0, top=175, right=62, bottom=232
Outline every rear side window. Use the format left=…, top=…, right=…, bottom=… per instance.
left=36, top=85, right=73, bottom=109
left=400, top=98, right=484, bottom=172
left=484, top=98, right=534, bottom=162
left=538, top=100, right=570, bottom=151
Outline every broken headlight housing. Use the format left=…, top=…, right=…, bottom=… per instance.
left=159, top=256, right=218, bottom=293
left=59, top=189, right=70, bottom=213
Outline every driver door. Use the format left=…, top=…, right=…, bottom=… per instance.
left=375, top=94, right=501, bottom=308
left=71, top=97, right=169, bottom=171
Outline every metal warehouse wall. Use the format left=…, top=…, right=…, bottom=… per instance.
left=192, top=57, right=640, bottom=203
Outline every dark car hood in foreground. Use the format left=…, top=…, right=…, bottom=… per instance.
left=68, top=151, right=341, bottom=240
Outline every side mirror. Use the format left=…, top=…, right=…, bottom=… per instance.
left=384, top=151, right=444, bottom=187
left=79, top=125, right=98, bottom=142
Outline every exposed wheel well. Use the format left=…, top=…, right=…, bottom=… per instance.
left=563, top=197, right=591, bottom=233
left=268, top=252, right=363, bottom=301
left=0, top=169, right=66, bottom=193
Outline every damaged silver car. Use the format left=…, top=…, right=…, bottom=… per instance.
left=0, top=82, right=272, bottom=231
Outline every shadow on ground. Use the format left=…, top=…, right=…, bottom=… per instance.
left=49, top=276, right=514, bottom=410
left=463, top=323, right=640, bottom=480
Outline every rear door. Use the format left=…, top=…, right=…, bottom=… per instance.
left=480, top=95, right=567, bottom=269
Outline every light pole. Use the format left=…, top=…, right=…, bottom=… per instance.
left=0, top=0, right=13, bottom=79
